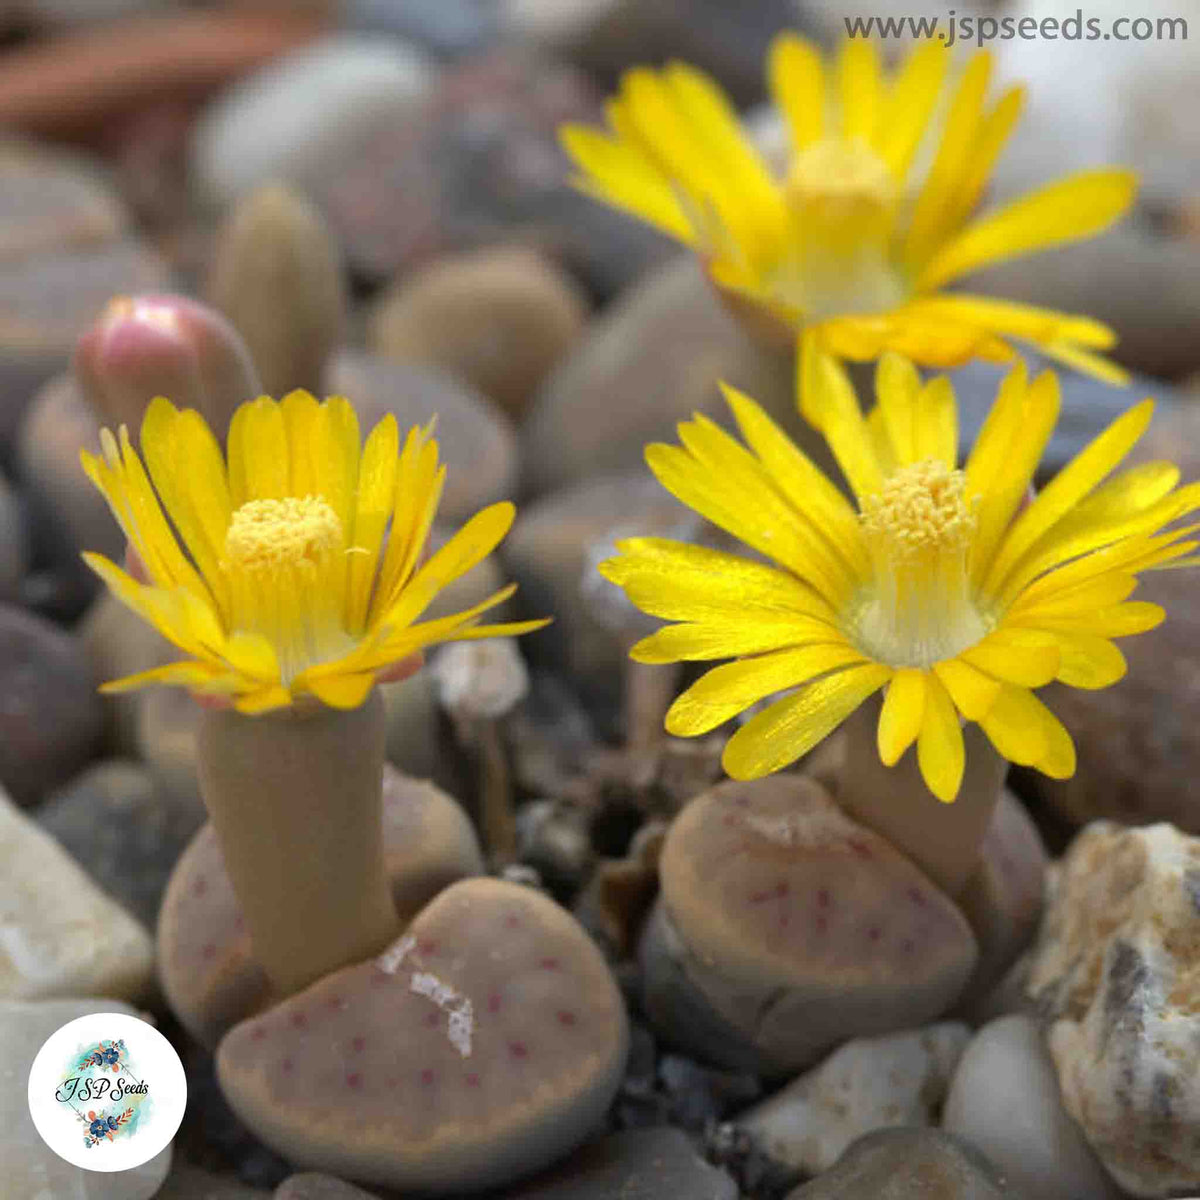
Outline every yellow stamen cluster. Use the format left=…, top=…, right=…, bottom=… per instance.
left=785, top=138, right=895, bottom=212
left=223, top=496, right=350, bottom=684
left=855, top=460, right=989, bottom=668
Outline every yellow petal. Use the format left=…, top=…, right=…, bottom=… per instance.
left=1015, top=601, right=1165, bottom=640
left=876, top=667, right=925, bottom=765
left=722, top=662, right=892, bottom=778
left=560, top=125, right=695, bottom=243
left=799, top=332, right=883, bottom=501
left=768, top=32, right=824, bottom=151
left=915, top=375, right=957, bottom=466
left=905, top=50, right=993, bottom=271
left=970, top=369, right=1060, bottom=589
left=1048, top=632, right=1127, bottom=689
left=599, top=537, right=837, bottom=625
left=630, top=614, right=842, bottom=664
left=304, top=671, right=378, bottom=710
left=666, top=641, right=868, bottom=736
left=1008, top=571, right=1138, bottom=619
left=960, top=627, right=1061, bottom=688
left=986, top=399, right=1154, bottom=596
left=909, top=294, right=1116, bottom=350
left=98, top=660, right=226, bottom=694
left=345, top=414, right=399, bottom=634
left=227, top=395, right=288, bottom=504
left=979, top=686, right=1047, bottom=766
left=933, top=657, right=1001, bottom=722
left=879, top=41, right=949, bottom=181
left=917, top=672, right=965, bottom=803
left=723, top=383, right=868, bottom=577
left=838, top=36, right=882, bottom=146
left=1034, top=705, right=1076, bottom=779
left=318, top=395, right=361, bottom=534
left=874, top=352, right=922, bottom=465
left=918, top=169, right=1138, bottom=291
left=139, top=398, right=232, bottom=618
left=233, top=685, right=293, bottom=715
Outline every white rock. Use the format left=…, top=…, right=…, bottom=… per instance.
left=1026, top=821, right=1200, bottom=1197
left=0, top=788, right=153, bottom=1002
left=0, top=998, right=171, bottom=1200
left=737, top=1022, right=970, bottom=1176
left=431, top=638, right=529, bottom=720
left=190, top=35, right=435, bottom=209
left=942, top=1015, right=1125, bottom=1200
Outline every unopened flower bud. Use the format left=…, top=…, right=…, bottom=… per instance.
left=74, top=293, right=260, bottom=440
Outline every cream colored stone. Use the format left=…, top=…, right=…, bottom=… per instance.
left=0, top=787, right=153, bottom=1002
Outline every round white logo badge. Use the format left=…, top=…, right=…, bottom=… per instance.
left=26, top=1012, right=187, bottom=1172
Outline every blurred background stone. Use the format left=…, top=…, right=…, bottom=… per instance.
left=0, top=602, right=103, bottom=807
left=312, top=48, right=675, bottom=300
left=189, top=34, right=434, bottom=210
left=367, top=244, right=589, bottom=420
left=0, top=240, right=170, bottom=460
left=205, top=183, right=346, bottom=398
left=0, top=470, right=26, bottom=604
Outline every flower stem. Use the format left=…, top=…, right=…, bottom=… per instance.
left=195, top=690, right=399, bottom=996
left=831, top=694, right=1007, bottom=897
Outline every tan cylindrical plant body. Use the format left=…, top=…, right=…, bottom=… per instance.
left=833, top=695, right=1008, bottom=898
left=196, top=690, right=398, bottom=997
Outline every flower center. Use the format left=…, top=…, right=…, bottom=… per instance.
left=223, top=496, right=351, bottom=682
left=224, top=496, right=343, bottom=574
left=851, top=459, right=990, bottom=668
left=775, top=138, right=905, bottom=318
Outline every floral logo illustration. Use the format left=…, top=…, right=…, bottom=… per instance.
left=54, top=1034, right=152, bottom=1150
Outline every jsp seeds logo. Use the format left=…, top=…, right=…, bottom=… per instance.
left=27, top=1012, right=186, bottom=1172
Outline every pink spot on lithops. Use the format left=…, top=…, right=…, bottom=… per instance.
left=509, top=1041, right=529, bottom=1059
left=290, top=1012, right=308, bottom=1030
left=723, top=813, right=737, bottom=827
left=251, top=1027, right=267, bottom=1042
left=201, top=942, right=216, bottom=961
left=504, top=913, right=520, bottom=929
left=778, top=912, right=790, bottom=930
left=326, top=996, right=343, bottom=1012
left=465, top=1072, right=481, bottom=1087
left=733, top=794, right=750, bottom=808
left=906, top=886, right=927, bottom=907
left=487, top=993, right=502, bottom=1014
left=867, top=925, right=882, bottom=942
left=424, top=1011, right=440, bottom=1028
left=816, top=888, right=831, bottom=909
left=281, top=1058, right=294, bottom=1075
left=847, top=838, right=872, bottom=859
left=370, top=971, right=389, bottom=987
left=192, top=878, right=207, bottom=898
left=418, top=938, right=438, bottom=955
left=557, top=1010, right=577, bottom=1027
left=351, top=1036, right=366, bottom=1053
left=749, top=889, right=771, bottom=904
left=815, top=913, right=828, bottom=935
left=233, top=915, right=245, bottom=932
left=420, top=1068, right=435, bottom=1086
left=346, top=1072, right=362, bottom=1089
left=540, top=957, right=559, bottom=970
left=386, top=1076, right=399, bottom=1089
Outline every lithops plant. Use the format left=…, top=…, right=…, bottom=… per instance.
left=159, top=765, right=485, bottom=1047
left=640, top=774, right=978, bottom=1076
left=217, top=877, right=629, bottom=1194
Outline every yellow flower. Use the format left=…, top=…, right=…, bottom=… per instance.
left=561, top=34, right=1137, bottom=389
left=81, top=392, right=548, bottom=715
left=599, top=352, right=1199, bottom=801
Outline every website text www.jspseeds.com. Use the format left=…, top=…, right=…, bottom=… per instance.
left=844, top=9, right=1188, bottom=46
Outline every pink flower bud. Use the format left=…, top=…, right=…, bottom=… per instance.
left=73, top=293, right=261, bottom=440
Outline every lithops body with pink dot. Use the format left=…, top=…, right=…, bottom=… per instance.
left=640, top=775, right=979, bottom=1076
left=159, top=766, right=484, bottom=1045
left=217, top=877, right=629, bottom=1194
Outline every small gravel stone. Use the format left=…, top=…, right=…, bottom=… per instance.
left=942, top=1015, right=1125, bottom=1200
left=274, top=1173, right=382, bottom=1199
left=786, top=1128, right=1029, bottom=1199
left=503, top=1127, right=738, bottom=1200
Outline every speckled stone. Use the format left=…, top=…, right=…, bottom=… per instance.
left=1026, top=821, right=1200, bottom=1197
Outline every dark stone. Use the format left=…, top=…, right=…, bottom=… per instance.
left=155, top=1163, right=274, bottom=1199
left=312, top=49, right=674, bottom=301
left=0, top=602, right=103, bottom=806
left=786, top=1128, right=1030, bottom=1199
left=35, top=759, right=204, bottom=928
left=658, top=1055, right=762, bottom=1133
left=503, top=1127, right=738, bottom=1200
